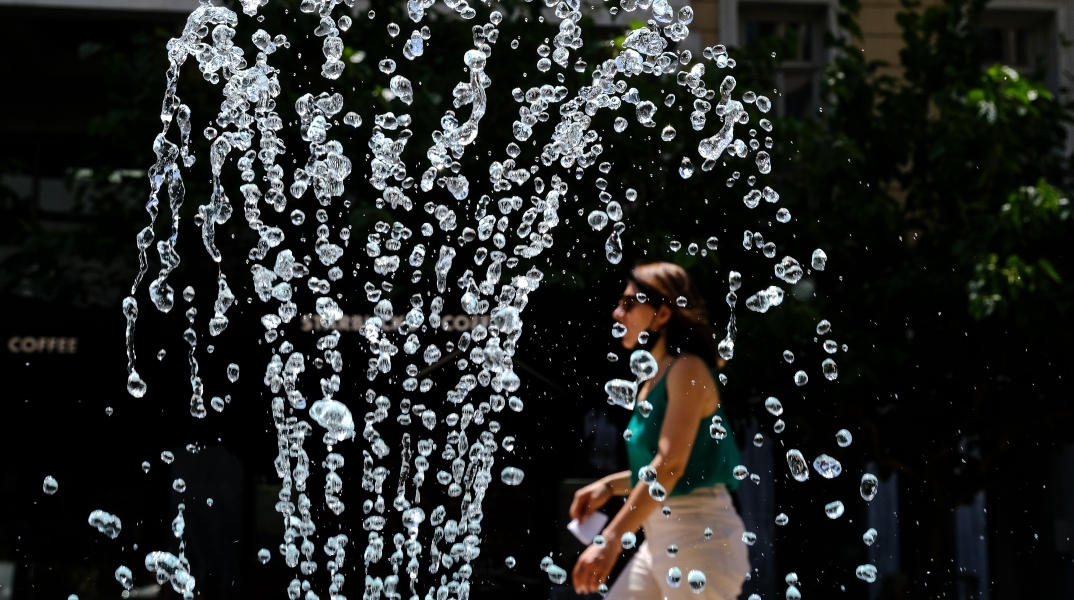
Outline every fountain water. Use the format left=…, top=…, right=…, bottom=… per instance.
left=109, top=0, right=874, bottom=597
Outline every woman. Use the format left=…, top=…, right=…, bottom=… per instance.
left=570, top=262, right=750, bottom=599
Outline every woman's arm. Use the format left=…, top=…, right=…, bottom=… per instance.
left=568, top=470, right=632, bottom=523
left=573, top=356, right=716, bottom=594
left=601, top=470, right=633, bottom=496
left=600, top=355, right=716, bottom=541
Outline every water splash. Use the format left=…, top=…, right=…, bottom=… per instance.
left=116, top=0, right=860, bottom=594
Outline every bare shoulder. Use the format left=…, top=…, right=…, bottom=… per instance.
left=668, top=353, right=718, bottom=393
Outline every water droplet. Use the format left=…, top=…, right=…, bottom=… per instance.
left=676, top=296, right=688, bottom=308
left=776, top=208, right=791, bottom=223
left=811, top=249, right=827, bottom=270
left=786, top=449, right=809, bottom=482
left=820, top=358, right=839, bottom=380
left=141, top=461, right=150, bottom=473
left=638, top=465, right=658, bottom=484
left=765, top=397, right=783, bottom=415
left=173, top=478, right=187, bottom=493
left=756, top=96, right=772, bottom=112
left=621, top=532, right=637, bottom=549
left=823, top=340, right=838, bottom=354
left=824, top=500, right=845, bottom=519
left=794, top=371, right=808, bottom=386
left=161, top=451, right=174, bottom=464
left=661, top=125, right=676, bottom=141
left=182, top=286, right=195, bottom=302
left=679, top=157, right=695, bottom=179
left=703, top=527, right=713, bottom=540
left=667, top=567, right=682, bottom=587
left=836, top=429, right=853, bottom=447
left=687, top=570, right=706, bottom=593
left=856, top=564, right=878, bottom=583
left=258, top=548, right=271, bottom=564
left=648, top=482, right=667, bottom=501
left=379, top=58, right=396, bottom=74
left=662, top=505, right=671, bottom=516
left=773, top=419, right=786, bottom=433
left=88, top=510, right=122, bottom=539
left=42, top=476, right=58, bottom=495
left=505, top=556, right=516, bottom=568
left=588, top=210, right=609, bottom=231
left=387, top=22, right=400, bottom=36
left=547, top=565, right=567, bottom=584
left=863, top=528, right=877, bottom=545
left=706, top=236, right=718, bottom=250
left=115, top=566, right=133, bottom=590
left=775, top=513, right=789, bottom=526
left=501, top=466, right=525, bottom=485
left=637, top=331, right=650, bottom=345
left=157, top=349, right=166, bottom=360
left=783, top=350, right=795, bottom=363
left=812, top=454, right=842, bottom=479
left=607, top=352, right=619, bottom=362
left=666, top=544, right=679, bottom=557
left=226, top=363, right=240, bottom=382
left=670, top=240, right=682, bottom=252
left=861, top=473, right=879, bottom=501
left=786, top=585, right=802, bottom=599
left=753, top=433, right=764, bottom=447
left=741, top=531, right=757, bottom=546
left=732, top=465, right=749, bottom=480
left=817, top=319, right=832, bottom=334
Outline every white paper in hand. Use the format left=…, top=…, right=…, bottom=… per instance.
left=567, top=511, right=609, bottom=545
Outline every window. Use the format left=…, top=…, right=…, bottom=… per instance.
left=738, top=3, right=829, bottom=117
left=977, top=9, right=1057, bottom=90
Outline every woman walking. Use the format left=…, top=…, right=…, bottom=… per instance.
left=571, top=262, right=750, bottom=599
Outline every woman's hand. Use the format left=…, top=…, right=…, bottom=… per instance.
left=572, top=541, right=620, bottom=595
left=569, top=480, right=612, bottom=522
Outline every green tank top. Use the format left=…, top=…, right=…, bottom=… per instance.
left=626, top=362, right=740, bottom=495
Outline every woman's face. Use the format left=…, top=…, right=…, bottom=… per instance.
left=612, top=282, right=662, bottom=350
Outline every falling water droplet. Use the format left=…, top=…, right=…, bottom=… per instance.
left=667, top=566, right=682, bottom=587
left=863, top=528, right=877, bottom=545
left=765, top=397, right=783, bottom=416
left=855, top=564, right=878, bottom=582
left=115, top=566, right=133, bottom=590
left=741, top=531, right=757, bottom=546
left=161, top=451, right=174, bottom=464
left=775, top=513, right=789, bottom=526
left=666, top=544, right=679, bottom=557
left=679, top=157, right=694, bottom=179
left=817, top=319, right=832, bottom=334
left=505, top=556, right=516, bottom=568
left=621, top=532, right=637, bottom=549
left=822, top=358, right=839, bottom=380
left=687, top=570, right=706, bottom=593
left=500, top=467, right=525, bottom=485
left=861, top=473, right=879, bottom=501
left=812, top=454, right=842, bottom=479
left=794, top=371, right=808, bottom=386
left=836, top=429, right=853, bottom=447
left=811, top=249, right=827, bottom=270
left=257, top=548, right=271, bottom=564
left=824, top=500, right=845, bottom=519
left=42, top=476, right=58, bottom=495
left=783, top=350, right=795, bottom=363
left=786, top=450, right=809, bottom=482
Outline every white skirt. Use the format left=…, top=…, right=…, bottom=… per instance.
left=605, top=484, right=751, bottom=600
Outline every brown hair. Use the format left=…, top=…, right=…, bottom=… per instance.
left=628, top=262, right=719, bottom=369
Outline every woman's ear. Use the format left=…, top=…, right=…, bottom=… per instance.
left=656, top=304, right=674, bottom=329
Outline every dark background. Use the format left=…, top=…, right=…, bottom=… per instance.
left=2, top=0, right=1073, bottom=599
